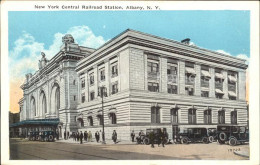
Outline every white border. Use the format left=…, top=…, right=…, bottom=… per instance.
left=1, top=1, right=259, bottom=165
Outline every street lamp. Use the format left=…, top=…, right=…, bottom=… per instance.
left=98, top=86, right=107, bottom=144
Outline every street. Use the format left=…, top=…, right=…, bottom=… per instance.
left=9, top=138, right=249, bottom=160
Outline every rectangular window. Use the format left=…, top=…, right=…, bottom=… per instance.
left=215, top=78, right=223, bottom=91
left=98, top=115, right=104, bottom=125
left=218, top=110, right=225, bottom=124
left=201, top=77, right=209, bottom=88
left=201, top=91, right=209, bottom=97
left=171, top=109, right=178, bottom=124
left=111, top=63, right=118, bottom=77
left=151, top=107, right=160, bottom=123
left=81, top=78, right=85, bottom=89
left=100, top=69, right=105, bottom=81
left=185, top=87, right=194, bottom=96
left=81, top=93, right=85, bottom=103
left=204, top=110, right=212, bottom=124
left=148, top=61, right=159, bottom=73
left=112, top=82, right=118, bottom=94
left=89, top=73, right=94, bottom=85
left=188, top=109, right=196, bottom=124
left=98, top=87, right=107, bottom=97
left=168, top=84, right=177, bottom=94
left=148, top=82, right=159, bottom=92
left=216, top=94, right=223, bottom=99
left=109, top=113, right=117, bottom=124
left=167, top=64, right=178, bottom=83
left=185, top=74, right=195, bottom=85
left=231, top=111, right=237, bottom=124
left=90, top=91, right=95, bottom=101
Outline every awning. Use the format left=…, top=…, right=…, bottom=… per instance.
left=228, top=91, right=237, bottom=97
left=185, top=67, right=196, bottom=75
left=10, top=118, right=60, bottom=128
left=215, top=73, right=224, bottom=79
left=201, top=87, right=209, bottom=91
left=96, top=111, right=102, bottom=116
left=201, top=70, right=211, bottom=78
left=107, top=108, right=117, bottom=114
left=215, top=89, right=224, bottom=94
left=228, top=75, right=237, bottom=83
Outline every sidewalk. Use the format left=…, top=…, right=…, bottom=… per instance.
left=55, top=138, right=136, bottom=145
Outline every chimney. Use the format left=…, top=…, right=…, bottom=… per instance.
left=181, top=38, right=190, bottom=45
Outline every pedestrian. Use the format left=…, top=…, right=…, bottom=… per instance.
left=161, top=129, right=167, bottom=147
left=157, top=129, right=162, bottom=147
left=77, top=132, right=80, bottom=141
left=72, top=132, right=76, bottom=141
left=83, top=131, right=87, bottom=142
left=79, top=131, right=83, bottom=144
left=64, top=131, right=66, bottom=140
left=95, top=131, right=99, bottom=142
left=56, top=131, right=59, bottom=140
left=67, top=131, right=70, bottom=139
left=88, top=131, right=92, bottom=142
left=131, top=130, right=135, bottom=142
left=149, top=130, right=155, bottom=148
left=96, top=131, right=100, bottom=142
left=112, top=130, right=117, bottom=144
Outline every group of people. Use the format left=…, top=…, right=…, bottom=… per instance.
left=69, top=130, right=103, bottom=144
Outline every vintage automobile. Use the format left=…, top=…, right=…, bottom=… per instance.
left=217, top=125, right=249, bottom=146
left=28, top=131, right=40, bottom=141
left=175, top=128, right=209, bottom=144
left=137, top=128, right=168, bottom=145
left=39, top=131, right=55, bottom=142
left=207, top=128, right=218, bottom=143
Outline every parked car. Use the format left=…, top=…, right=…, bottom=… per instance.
left=138, top=128, right=168, bottom=145
left=217, top=125, right=249, bottom=146
left=175, top=128, right=209, bottom=144
left=28, top=131, right=39, bottom=141
left=207, top=128, right=217, bottom=142
left=39, top=131, right=55, bottom=142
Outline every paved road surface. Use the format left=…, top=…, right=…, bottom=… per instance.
left=10, top=139, right=249, bottom=160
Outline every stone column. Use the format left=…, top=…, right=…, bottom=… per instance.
left=238, top=71, right=246, bottom=101
left=223, top=70, right=228, bottom=99
left=93, top=65, right=98, bottom=98
left=160, top=57, right=168, bottom=93
left=194, top=64, right=201, bottom=96
left=144, top=54, right=148, bottom=91
left=85, top=72, right=89, bottom=102
left=105, top=59, right=110, bottom=96
left=178, top=60, right=185, bottom=95
left=209, top=68, right=215, bottom=97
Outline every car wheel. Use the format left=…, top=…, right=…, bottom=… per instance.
left=208, top=136, right=214, bottom=143
left=32, top=137, right=36, bottom=141
left=202, top=137, right=209, bottom=144
left=229, top=137, right=237, bottom=146
left=219, top=132, right=227, bottom=141
left=181, top=137, right=189, bottom=144
left=49, top=135, right=54, bottom=142
left=143, top=138, right=150, bottom=145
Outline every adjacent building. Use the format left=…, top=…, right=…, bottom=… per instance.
left=17, top=29, right=248, bottom=140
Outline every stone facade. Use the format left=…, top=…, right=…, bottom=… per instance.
left=19, top=29, right=248, bottom=141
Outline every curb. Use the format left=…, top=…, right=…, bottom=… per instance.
left=234, top=151, right=249, bottom=158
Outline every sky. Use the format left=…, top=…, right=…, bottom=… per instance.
left=8, top=11, right=250, bottom=113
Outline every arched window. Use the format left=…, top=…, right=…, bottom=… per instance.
left=31, top=97, right=36, bottom=117
left=50, top=83, right=60, bottom=115
left=218, top=109, right=225, bottom=124
left=97, top=115, right=104, bottom=125
left=188, top=109, right=196, bottom=124
left=109, top=113, right=117, bottom=124
left=88, top=116, right=93, bottom=126
left=204, top=109, right=212, bottom=124
left=171, top=108, right=178, bottom=124
left=77, top=118, right=84, bottom=128
left=151, top=106, right=160, bottom=123
left=231, top=110, right=237, bottom=124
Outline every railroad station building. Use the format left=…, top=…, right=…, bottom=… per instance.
left=17, top=29, right=248, bottom=141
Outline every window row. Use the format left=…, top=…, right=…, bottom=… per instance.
left=76, top=113, right=117, bottom=128
left=151, top=108, right=237, bottom=124
left=81, top=82, right=119, bottom=103
left=81, top=62, right=118, bottom=88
